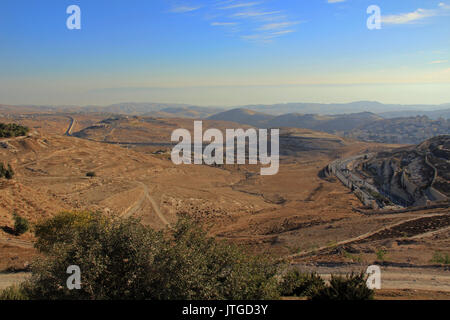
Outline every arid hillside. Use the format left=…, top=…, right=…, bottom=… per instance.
left=0, top=111, right=448, bottom=298
left=360, top=135, right=449, bottom=206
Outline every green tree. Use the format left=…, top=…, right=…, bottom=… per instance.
left=0, top=123, right=29, bottom=138
left=25, top=212, right=281, bottom=300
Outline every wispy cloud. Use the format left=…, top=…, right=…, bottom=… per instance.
left=383, top=8, right=436, bottom=24
left=258, top=21, right=300, bottom=31
left=232, top=11, right=281, bottom=18
left=219, top=1, right=261, bottom=10
left=327, top=0, right=346, bottom=3
left=430, top=60, right=448, bottom=64
left=168, top=1, right=301, bottom=42
left=211, top=22, right=239, bottom=26
left=383, top=2, right=450, bottom=25
left=169, top=5, right=202, bottom=13
left=439, top=2, right=450, bottom=10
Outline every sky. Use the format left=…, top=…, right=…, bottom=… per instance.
left=0, top=0, right=449, bottom=107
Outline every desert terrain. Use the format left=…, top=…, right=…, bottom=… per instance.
left=0, top=107, right=448, bottom=299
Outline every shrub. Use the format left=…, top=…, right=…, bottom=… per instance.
left=26, top=212, right=281, bottom=300
left=431, top=251, right=450, bottom=265
left=376, top=248, right=387, bottom=261
left=0, top=163, right=14, bottom=180
left=308, top=273, right=374, bottom=300
left=278, top=270, right=325, bottom=297
left=150, top=216, right=280, bottom=300
left=13, top=212, right=29, bottom=235
left=34, top=211, right=101, bottom=253
left=0, top=284, right=29, bottom=300
left=0, top=123, right=29, bottom=138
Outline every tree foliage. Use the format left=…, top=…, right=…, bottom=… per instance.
left=308, top=272, right=374, bottom=300
left=25, top=212, right=280, bottom=300
left=0, top=123, right=29, bottom=138
left=278, top=270, right=325, bottom=297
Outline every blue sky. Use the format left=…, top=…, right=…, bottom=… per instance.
left=0, top=0, right=449, bottom=106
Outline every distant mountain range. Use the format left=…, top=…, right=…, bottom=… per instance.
left=2, top=101, right=449, bottom=119
left=379, top=109, right=450, bottom=120
left=1, top=101, right=449, bottom=144
left=208, top=108, right=383, bottom=132
left=240, top=101, right=450, bottom=116
left=82, top=101, right=450, bottom=118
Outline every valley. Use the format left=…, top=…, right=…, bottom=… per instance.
left=0, top=106, right=449, bottom=299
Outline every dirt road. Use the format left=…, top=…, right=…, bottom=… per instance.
left=122, top=181, right=168, bottom=225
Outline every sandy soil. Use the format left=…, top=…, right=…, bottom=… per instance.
left=0, top=112, right=448, bottom=299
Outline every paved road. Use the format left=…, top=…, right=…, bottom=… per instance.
left=65, top=116, right=76, bottom=136
left=329, top=154, right=411, bottom=208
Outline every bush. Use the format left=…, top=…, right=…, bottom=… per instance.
left=13, top=212, right=29, bottom=235
left=0, top=123, right=29, bottom=138
left=376, top=248, right=387, bottom=261
left=0, top=163, right=14, bottom=180
left=279, top=270, right=325, bottom=297
left=0, top=284, right=29, bottom=300
left=26, top=212, right=281, bottom=300
left=431, top=251, right=450, bottom=265
left=308, top=273, right=374, bottom=300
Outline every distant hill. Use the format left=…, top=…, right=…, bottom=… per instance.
left=268, top=112, right=381, bottom=132
left=143, top=106, right=224, bottom=119
left=208, top=108, right=382, bottom=132
left=2, top=101, right=449, bottom=119
left=242, top=101, right=450, bottom=116
left=82, top=103, right=225, bottom=117
left=209, top=108, right=448, bottom=145
left=380, top=108, right=450, bottom=120
left=208, top=108, right=275, bottom=127
left=346, top=116, right=450, bottom=144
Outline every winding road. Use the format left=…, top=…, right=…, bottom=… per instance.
left=65, top=116, right=76, bottom=136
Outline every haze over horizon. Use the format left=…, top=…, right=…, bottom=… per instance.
left=1, top=0, right=449, bottom=106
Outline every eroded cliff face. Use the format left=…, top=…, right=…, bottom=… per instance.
left=361, top=136, right=449, bottom=206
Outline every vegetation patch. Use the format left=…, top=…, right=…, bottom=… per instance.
left=431, top=251, right=450, bottom=265
left=0, top=163, right=14, bottom=179
left=0, top=123, right=29, bottom=138
left=24, top=211, right=281, bottom=300
left=278, top=270, right=325, bottom=297
left=309, top=273, right=374, bottom=300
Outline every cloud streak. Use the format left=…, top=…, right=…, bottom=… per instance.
left=382, top=2, right=450, bottom=25
left=169, top=5, right=202, bottom=13
left=168, top=1, right=301, bottom=42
